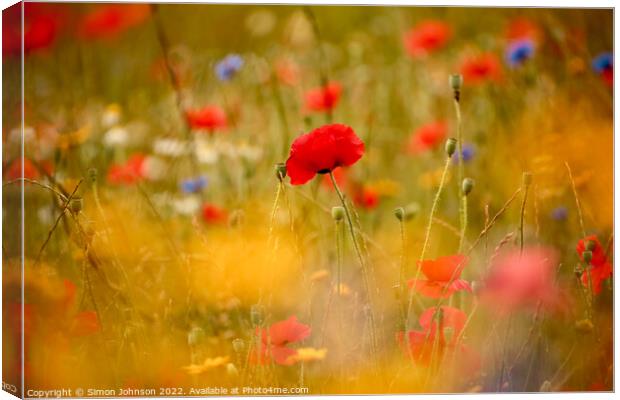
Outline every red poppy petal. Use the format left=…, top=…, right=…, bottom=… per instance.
left=420, top=254, right=468, bottom=282
left=419, top=306, right=467, bottom=342
left=268, top=316, right=311, bottom=346
left=408, top=279, right=449, bottom=299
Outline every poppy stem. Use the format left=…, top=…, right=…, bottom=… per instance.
left=454, top=98, right=467, bottom=252
left=519, top=172, right=531, bottom=254
left=405, top=156, right=451, bottom=330
left=398, top=218, right=407, bottom=326
left=328, top=171, right=378, bottom=364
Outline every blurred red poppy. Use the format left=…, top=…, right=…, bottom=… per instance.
left=460, top=53, right=502, bottom=84
left=408, top=121, right=447, bottom=154
left=107, top=154, right=146, bottom=185
left=396, top=306, right=475, bottom=368
left=505, top=17, right=542, bottom=43
left=286, top=124, right=364, bottom=185
left=3, top=3, right=61, bottom=57
left=78, top=4, right=150, bottom=40
left=576, top=235, right=612, bottom=295
left=71, top=311, right=101, bottom=336
left=275, top=58, right=300, bottom=86
left=403, top=20, right=451, bottom=58
left=253, top=316, right=311, bottom=365
left=304, top=82, right=342, bottom=113
left=201, top=203, right=227, bottom=224
left=5, top=158, right=38, bottom=180
left=321, top=167, right=348, bottom=191
left=481, top=246, right=562, bottom=312
left=408, top=254, right=472, bottom=299
left=186, top=106, right=228, bottom=132
left=354, top=187, right=380, bottom=210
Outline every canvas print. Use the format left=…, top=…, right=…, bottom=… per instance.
left=1, top=2, right=614, bottom=397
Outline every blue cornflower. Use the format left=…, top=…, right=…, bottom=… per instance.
left=451, top=144, right=475, bottom=164
left=505, top=39, right=535, bottom=67
left=215, top=54, right=244, bottom=81
left=550, top=206, right=568, bottom=221
left=592, top=52, right=613, bottom=74
left=180, top=176, right=208, bottom=193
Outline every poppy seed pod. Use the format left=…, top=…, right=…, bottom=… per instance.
left=462, top=178, right=475, bottom=196
left=449, top=74, right=463, bottom=91
left=585, top=240, right=596, bottom=252
left=331, top=206, right=345, bottom=221
left=404, top=202, right=420, bottom=219
left=394, top=207, right=405, bottom=221
left=582, top=250, right=593, bottom=265
left=445, top=137, right=457, bottom=157
left=275, top=163, right=287, bottom=181
left=232, top=338, right=245, bottom=353
left=70, top=197, right=83, bottom=213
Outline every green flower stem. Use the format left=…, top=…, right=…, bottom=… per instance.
left=454, top=98, right=467, bottom=252
left=329, top=171, right=378, bottom=362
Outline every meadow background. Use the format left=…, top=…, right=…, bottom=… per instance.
left=1, top=3, right=613, bottom=395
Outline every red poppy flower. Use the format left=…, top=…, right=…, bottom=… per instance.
left=576, top=235, right=612, bottom=295
left=408, top=121, right=447, bottom=154
left=286, top=124, right=365, bottom=185
left=78, top=4, right=150, bottom=40
left=201, top=203, right=227, bottom=224
left=320, top=167, right=348, bottom=191
left=396, top=306, right=471, bottom=366
left=505, top=18, right=542, bottom=43
left=71, top=311, right=101, bottom=336
left=403, top=20, right=451, bottom=58
left=354, top=187, right=380, bottom=210
left=3, top=3, right=60, bottom=57
left=481, top=246, right=562, bottom=312
left=602, top=68, right=613, bottom=87
left=408, top=254, right=472, bottom=299
left=460, top=53, right=503, bottom=84
left=107, top=154, right=146, bottom=185
left=5, top=158, right=38, bottom=180
left=304, top=82, right=342, bottom=113
left=186, top=106, right=228, bottom=132
left=252, top=316, right=311, bottom=365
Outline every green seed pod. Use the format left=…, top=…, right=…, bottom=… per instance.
left=449, top=74, right=463, bottom=91
left=582, top=250, right=593, bottom=265
left=522, top=171, right=533, bottom=187
left=232, top=338, right=245, bottom=353
left=585, top=240, right=596, bottom=252
left=275, top=163, right=287, bottom=181
left=70, top=197, right=83, bottom=213
left=331, top=206, right=345, bottom=222
left=445, top=138, right=457, bottom=157
left=462, top=178, right=475, bottom=196
left=575, top=319, right=594, bottom=334
left=394, top=207, right=405, bottom=221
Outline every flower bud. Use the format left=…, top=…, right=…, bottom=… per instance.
left=275, top=163, right=287, bottom=181
left=462, top=178, right=475, bottom=196
left=232, top=338, right=245, bottom=353
left=449, top=74, right=463, bottom=91
left=575, top=319, right=594, bottom=334
left=445, top=138, right=457, bottom=157
left=250, top=304, right=264, bottom=326
left=582, top=250, right=593, bottom=265
left=522, top=171, right=533, bottom=187
left=394, top=207, right=405, bottom=221
left=70, top=197, right=83, bottom=213
left=585, top=240, right=596, bottom=252
left=331, top=206, right=345, bottom=221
